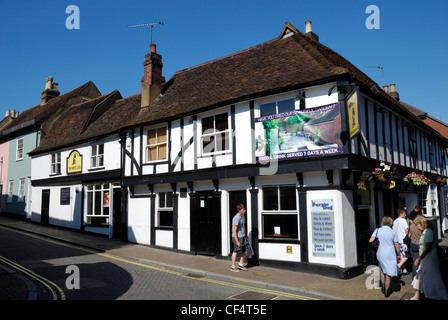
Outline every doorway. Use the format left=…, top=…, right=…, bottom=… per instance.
left=191, top=191, right=221, bottom=255
left=41, top=189, right=50, bottom=225
left=228, top=190, right=247, bottom=253
left=112, top=188, right=122, bottom=239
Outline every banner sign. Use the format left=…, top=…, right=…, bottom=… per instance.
left=347, top=87, right=360, bottom=138
left=311, top=199, right=336, bottom=257
left=255, top=103, right=343, bottom=162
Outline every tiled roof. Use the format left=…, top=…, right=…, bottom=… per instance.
left=129, top=26, right=350, bottom=126
left=29, top=90, right=143, bottom=155
left=0, top=81, right=100, bottom=138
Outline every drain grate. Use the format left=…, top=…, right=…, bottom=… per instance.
left=230, top=290, right=278, bottom=300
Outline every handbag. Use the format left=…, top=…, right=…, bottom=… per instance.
left=403, top=233, right=411, bottom=246
left=371, top=229, right=380, bottom=251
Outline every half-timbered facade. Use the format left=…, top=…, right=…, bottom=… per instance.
left=119, top=22, right=448, bottom=277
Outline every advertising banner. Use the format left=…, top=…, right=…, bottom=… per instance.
left=254, top=103, right=343, bottom=162
left=311, top=199, right=336, bottom=257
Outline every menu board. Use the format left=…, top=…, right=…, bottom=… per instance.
left=311, top=199, right=336, bottom=257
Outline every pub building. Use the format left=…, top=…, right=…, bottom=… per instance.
left=28, top=22, right=448, bottom=278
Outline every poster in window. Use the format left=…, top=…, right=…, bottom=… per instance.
left=311, top=199, right=336, bottom=257
left=254, top=103, right=343, bottom=162
left=104, top=191, right=110, bottom=207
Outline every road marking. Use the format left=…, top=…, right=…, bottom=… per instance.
left=0, top=255, right=65, bottom=300
left=0, top=225, right=319, bottom=300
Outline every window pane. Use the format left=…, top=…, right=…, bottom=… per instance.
left=92, top=145, right=97, bottom=156
left=202, top=136, right=215, bottom=153
left=263, top=214, right=298, bottom=238
left=263, top=187, right=278, bottom=210
left=277, top=98, right=295, bottom=114
left=159, top=192, right=166, bottom=207
left=216, top=132, right=229, bottom=151
left=159, top=210, right=173, bottom=227
left=98, top=155, right=104, bottom=167
left=202, top=116, right=214, bottom=133
left=147, top=129, right=156, bottom=145
left=215, top=113, right=228, bottom=132
left=166, top=192, right=173, bottom=208
left=98, top=144, right=104, bottom=154
left=260, top=102, right=276, bottom=116
left=157, top=127, right=167, bottom=143
left=158, top=144, right=167, bottom=160
left=149, top=146, right=158, bottom=161
left=94, top=191, right=101, bottom=215
left=280, top=186, right=296, bottom=210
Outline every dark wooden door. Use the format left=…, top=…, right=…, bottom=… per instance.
left=191, top=191, right=221, bottom=255
left=41, top=189, right=50, bottom=225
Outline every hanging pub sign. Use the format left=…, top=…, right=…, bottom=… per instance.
left=67, top=150, right=82, bottom=174
left=254, top=102, right=343, bottom=162
left=346, top=86, right=361, bottom=138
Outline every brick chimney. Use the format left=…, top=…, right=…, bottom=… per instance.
left=41, top=76, right=60, bottom=104
left=389, top=83, right=400, bottom=101
left=141, top=44, right=165, bottom=108
left=305, top=21, right=319, bottom=42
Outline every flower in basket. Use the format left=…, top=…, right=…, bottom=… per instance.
left=437, top=176, right=447, bottom=186
left=403, top=172, right=430, bottom=186
left=357, top=180, right=366, bottom=190
left=371, top=161, right=398, bottom=181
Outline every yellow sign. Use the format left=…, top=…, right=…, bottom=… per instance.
left=347, top=87, right=360, bottom=138
left=67, top=150, right=82, bottom=174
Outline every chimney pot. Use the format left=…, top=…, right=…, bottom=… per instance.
left=41, top=76, right=60, bottom=104
left=389, top=84, right=400, bottom=101
left=383, top=85, right=389, bottom=93
left=150, top=44, right=157, bottom=54
left=305, top=21, right=312, bottom=33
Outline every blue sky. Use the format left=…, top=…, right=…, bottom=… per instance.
left=1, top=0, right=447, bottom=122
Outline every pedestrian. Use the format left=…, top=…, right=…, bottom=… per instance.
left=408, top=215, right=448, bottom=300
left=230, top=203, right=251, bottom=272
left=408, top=205, right=421, bottom=224
left=408, top=213, right=423, bottom=278
left=369, top=216, right=401, bottom=297
left=393, top=208, right=410, bottom=275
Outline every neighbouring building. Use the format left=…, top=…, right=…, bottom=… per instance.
left=0, top=78, right=101, bottom=218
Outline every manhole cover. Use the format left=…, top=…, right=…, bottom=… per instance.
left=230, top=290, right=277, bottom=300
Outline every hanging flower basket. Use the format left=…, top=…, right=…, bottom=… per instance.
left=371, top=161, right=398, bottom=182
left=437, top=176, right=447, bottom=186
left=403, top=172, right=430, bottom=186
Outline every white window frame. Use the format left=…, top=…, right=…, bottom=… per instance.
left=18, top=178, right=26, bottom=202
left=157, top=191, right=174, bottom=228
left=85, top=183, right=110, bottom=225
left=146, top=126, right=168, bottom=163
left=200, top=112, right=231, bottom=155
left=16, top=137, right=24, bottom=161
left=51, top=152, right=61, bottom=175
left=91, top=144, right=104, bottom=169
left=7, top=180, right=14, bottom=203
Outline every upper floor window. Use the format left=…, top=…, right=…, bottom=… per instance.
left=16, top=137, right=24, bottom=161
left=201, top=112, right=230, bottom=154
left=91, top=144, right=104, bottom=168
left=260, top=98, right=295, bottom=116
left=51, top=153, right=61, bottom=175
left=147, top=127, right=167, bottom=162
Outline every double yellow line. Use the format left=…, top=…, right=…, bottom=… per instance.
left=0, top=255, right=65, bottom=300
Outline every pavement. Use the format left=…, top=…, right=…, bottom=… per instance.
left=1, top=214, right=447, bottom=300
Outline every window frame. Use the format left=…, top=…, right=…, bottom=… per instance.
left=85, top=183, right=110, bottom=225
left=51, top=152, right=61, bottom=175
left=7, top=180, right=14, bottom=203
left=146, top=126, right=168, bottom=163
left=157, top=191, right=174, bottom=228
left=259, top=97, right=296, bottom=117
left=200, top=112, right=231, bottom=155
left=16, top=137, right=24, bottom=161
left=17, top=178, right=26, bottom=202
left=90, top=144, right=105, bottom=169
left=261, top=185, right=298, bottom=240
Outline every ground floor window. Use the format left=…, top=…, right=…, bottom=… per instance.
left=261, top=185, right=298, bottom=239
left=86, top=184, right=110, bottom=225
left=158, top=191, right=173, bottom=228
